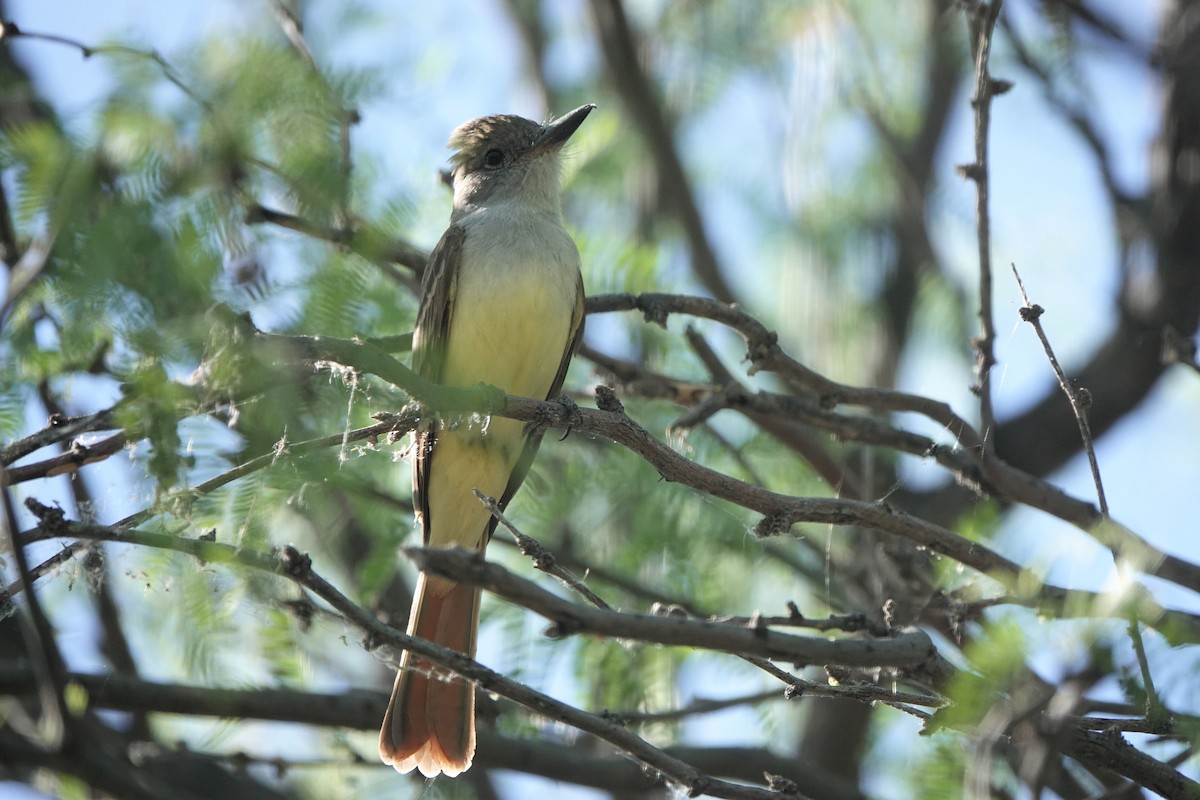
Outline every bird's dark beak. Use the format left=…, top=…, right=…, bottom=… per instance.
left=530, top=103, right=595, bottom=157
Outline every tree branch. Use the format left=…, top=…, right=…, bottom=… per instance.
left=960, top=0, right=1006, bottom=454
left=408, top=545, right=950, bottom=679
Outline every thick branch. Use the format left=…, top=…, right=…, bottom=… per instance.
left=0, top=665, right=867, bottom=800
left=409, top=545, right=949, bottom=679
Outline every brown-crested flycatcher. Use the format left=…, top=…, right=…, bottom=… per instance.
left=379, top=104, right=594, bottom=777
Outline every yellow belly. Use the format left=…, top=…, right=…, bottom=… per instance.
left=441, top=267, right=574, bottom=397
left=424, top=245, right=577, bottom=553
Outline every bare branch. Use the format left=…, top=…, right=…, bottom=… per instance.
left=960, top=0, right=1006, bottom=453
left=4, top=432, right=128, bottom=484
left=1063, top=727, right=1200, bottom=798
left=1010, top=264, right=1108, bottom=516
left=474, top=489, right=613, bottom=610
left=243, top=203, right=424, bottom=288
left=408, top=545, right=949, bottom=677
left=0, top=408, right=117, bottom=466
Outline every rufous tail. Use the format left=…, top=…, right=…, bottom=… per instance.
left=379, top=572, right=481, bottom=777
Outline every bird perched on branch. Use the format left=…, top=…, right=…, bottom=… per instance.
left=379, top=103, right=594, bottom=777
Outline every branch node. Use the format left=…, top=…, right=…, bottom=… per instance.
left=826, top=665, right=852, bottom=685
left=24, top=497, right=66, bottom=531
left=753, top=513, right=792, bottom=538
left=783, top=683, right=806, bottom=700
left=764, top=772, right=799, bottom=795
left=745, top=330, right=778, bottom=371
left=637, top=296, right=671, bottom=328
left=555, top=394, right=583, bottom=440
left=956, top=162, right=984, bottom=182
left=786, top=601, right=804, bottom=621
left=748, top=610, right=768, bottom=638
left=594, top=383, right=625, bottom=413
left=278, top=545, right=312, bottom=577
left=650, top=602, right=689, bottom=618
left=1018, top=303, right=1044, bottom=322
left=599, top=708, right=632, bottom=725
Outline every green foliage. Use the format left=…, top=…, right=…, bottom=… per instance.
left=901, top=734, right=971, bottom=799
left=929, top=617, right=1028, bottom=734
left=114, top=360, right=190, bottom=487
left=0, top=382, right=22, bottom=439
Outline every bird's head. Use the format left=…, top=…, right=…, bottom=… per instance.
left=446, top=104, right=594, bottom=218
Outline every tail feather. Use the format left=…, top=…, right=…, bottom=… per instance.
left=380, top=572, right=481, bottom=777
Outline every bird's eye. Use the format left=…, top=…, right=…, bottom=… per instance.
left=483, top=149, right=504, bottom=168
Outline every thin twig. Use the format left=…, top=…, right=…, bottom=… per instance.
left=0, top=408, right=117, bottom=466
left=2, top=23, right=205, bottom=109
left=476, top=494, right=950, bottom=712
left=59, top=527, right=811, bottom=799
left=680, top=326, right=849, bottom=493
left=960, top=0, right=1006, bottom=454
left=1127, top=617, right=1163, bottom=721
left=474, top=490, right=612, bottom=610
left=475, top=490, right=947, bottom=717
left=613, top=690, right=783, bottom=724
left=1010, top=264, right=1106, bottom=515
left=9, top=315, right=1197, bottom=629
left=244, top=202, right=424, bottom=286
left=503, top=529, right=708, bottom=616
left=11, top=503, right=1196, bottom=796
left=1010, top=263, right=1166, bottom=725
left=0, top=663, right=860, bottom=796
left=4, top=432, right=128, bottom=484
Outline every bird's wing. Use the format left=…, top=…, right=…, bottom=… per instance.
left=412, top=224, right=467, bottom=543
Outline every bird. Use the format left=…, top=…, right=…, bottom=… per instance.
left=379, top=104, right=594, bottom=777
